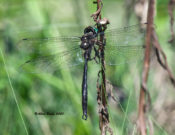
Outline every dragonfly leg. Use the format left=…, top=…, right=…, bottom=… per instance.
left=89, top=46, right=100, bottom=64
left=94, top=46, right=100, bottom=64
left=96, top=40, right=103, bottom=46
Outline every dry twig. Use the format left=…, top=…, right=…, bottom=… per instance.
left=93, top=0, right=112, bottom=135
left=138, top=0, right=175, bottom=134
left=137, top=0, right=154, bottom=134
left=152, top=31, right=175, bottom=87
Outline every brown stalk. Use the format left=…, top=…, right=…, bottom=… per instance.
left=92, top=0, right=112, bottom=135
left=152, top=29, right=175, bottom=87
left=137, top=0, right=155, bottom=134
left=152, top=0, right=175, bottom=88
left=91, top=0, right=102, bottom=23
left=138, top=0, right=175, bottom=134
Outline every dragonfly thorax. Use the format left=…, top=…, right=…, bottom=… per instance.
left=80, top=32, right=95, bottom=50
left=80, top=26, right=97, bottom=50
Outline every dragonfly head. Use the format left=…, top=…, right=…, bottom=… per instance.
left=84, top=26, right=97, bottom=35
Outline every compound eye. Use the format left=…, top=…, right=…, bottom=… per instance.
left=83, top=42, right=90, bottom=49
left=84, top=26, right=95, bottom=34
left=84, top=42, right=88, bottom=46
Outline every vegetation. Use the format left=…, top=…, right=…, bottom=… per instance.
left=0, top=0, right=174, bottom=135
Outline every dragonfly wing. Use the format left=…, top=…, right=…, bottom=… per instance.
left=103, top=24, right=146, bottom=65
left=18, top=38, right=84, bottom=73
left=19, top=47, right=84, bottom=73
left=19, top=36, right=81, bottom=43
left=105, top=45, right=144, bottom=66
left=17, top=36, right=81, bottom=53
left=104, top=23, right=146, bottom=47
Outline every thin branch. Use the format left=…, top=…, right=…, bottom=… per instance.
left=138, top=0, right=175, bottom=134
left=152, top=30, right=175, bottom=87
left=91, top=0, right=103, bottom=23
left=137, top=0, right=155, bottom=134
left=92, top=0, right=112, bottom=135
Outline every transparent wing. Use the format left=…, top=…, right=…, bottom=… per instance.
left=105, top=45, right=144, bottom=66
left=19, top=47, right=84, bottom=73
left=103, top=23, right=146, bottom=65
left=16, top=24, right=85, bottom=44
left=20, top=36, right=81, bottom=43
left=17, top=36, right=81, bottom=52
left=18, top=36, right=84, bottom=73
left=104, top=23, right=146, bottom=47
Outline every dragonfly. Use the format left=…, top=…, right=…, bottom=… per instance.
left=18, top=23, right=146, bottom=120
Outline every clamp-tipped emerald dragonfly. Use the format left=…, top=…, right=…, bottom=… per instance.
left=18, top=23, right=146, bottom=120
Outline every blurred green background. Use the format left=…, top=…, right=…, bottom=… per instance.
left=0, top=0, right=175, bottom=135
